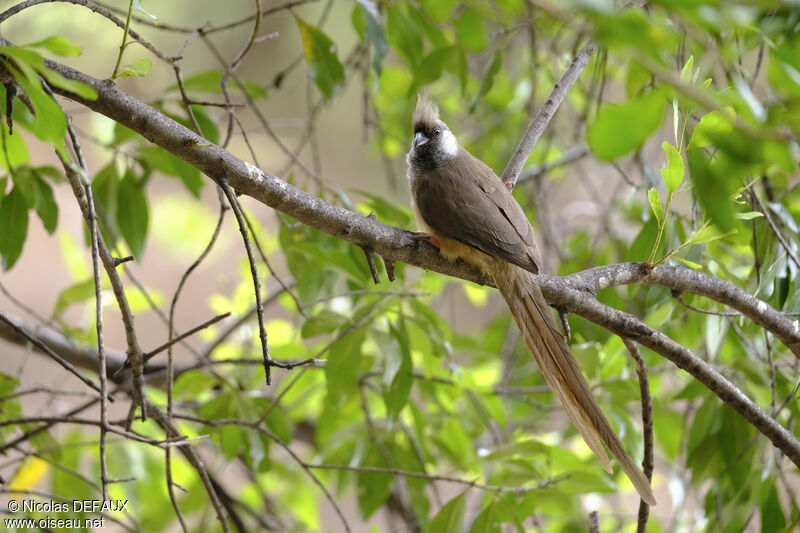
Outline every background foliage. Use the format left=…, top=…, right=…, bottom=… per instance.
left=1, top=0, right=800, bottom=532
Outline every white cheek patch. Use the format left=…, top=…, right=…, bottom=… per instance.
left=441, top=129, right=458, bottom=159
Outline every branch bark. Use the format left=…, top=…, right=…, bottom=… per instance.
left=559, top=263, right=800, bottom=357
left=0, top=313, right=165, bottom=384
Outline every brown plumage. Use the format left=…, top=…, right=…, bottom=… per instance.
left=406, top=92, right=656, bottom=506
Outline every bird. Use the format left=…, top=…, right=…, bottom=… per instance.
left=406, top=92, right=656, bottom=506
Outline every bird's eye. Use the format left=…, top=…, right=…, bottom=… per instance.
left=433, top=127, right=441, bottom=137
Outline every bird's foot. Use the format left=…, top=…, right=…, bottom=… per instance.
left=411, top=232, right=440, bottom=249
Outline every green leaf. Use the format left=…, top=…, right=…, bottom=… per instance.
left=12, top=167, right=36, bottom=207
left=379, top=323, right=412, bottom=418
left=457, top=8, right=489, bottom=52
left=53, top=279, right=95, bottom=317
left=676, top=257, right=702, bottom=269
left=40, top=66, right=97, bottom=100
left=470, top=50, right=502, bottom=112
left=587, top=90, right=665, bottom=161
left=138, top=146, right=204, bottom=196
left=760, top=479, right=786, bottom=533
left=687, top=148, right=736, bottom=232
left=679, top=55, right=694, bottom=82
left=429, top=492, right=467, bottom=533
left=91, top=162, right=121, bottom=246
left=116, top=170, right=149, bottom=257
left=189, top=104, right=220, bottom=145
left=355, top=0, right=388, bottom=75
left=685, top=223, right=736, bottom=246
left=34, top=166, right=65, bottom=183
left=295, top=16, right=345, bottom=100
left=31, top=171, right=58, bottom=233
left=385, top=4, right=424, bottom=69
left=117, top=58, right=152, bottom=80
left=24, top=36, right=83, bottom=56
left=626, top=216, right=658, bottom=262
left=410, top=46, right=456, bottom=95
left=301, top=309, right=349, bottom=338
left=0, top=121, right=30, bottom=170
left=557, top=470, right=617, bottom=496
left=357, top=456, right=393, bottom=519
left=325, top=329, right=365, bottom=404
left=470, top=498, right=500, bottom=533
left=436, top=418, right=475, bottom=467
left=688, top=108, right=735, bottom=149
left=734, top=211, right=762, bottom=220
left=0, top=50, right=68, bottom=150
left=496, top=0, right=525, bottom=15
left=660, top=141, right=684, bottom=193
left=0, top=187, right=29, bottom=270
left=168, top=70, right=267, bottom=100
left=420, top=0, right=457, bottom=21
left=58, top=230, right=90, bottom=281
left=0, top=45, right=95, bottom=100
left=648, top=187, right=662, bottom=223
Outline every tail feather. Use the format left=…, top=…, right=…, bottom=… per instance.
left=493, top=264, right=656, bottom=506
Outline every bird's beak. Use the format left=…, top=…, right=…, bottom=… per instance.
left=412, top=131, right=428, bottom=149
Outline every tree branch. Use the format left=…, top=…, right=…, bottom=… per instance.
left=559, top=263, right=800, bottom=357
left=0, top=313, right=166, bottom=384
left=0, top=311, right=105, bottom=395
left=500, top=40, right=597, bottom=187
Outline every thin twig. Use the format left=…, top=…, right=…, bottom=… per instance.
left=750, top=188, right=800, bottom=272
left=515, top=146, right=589, bottom=184
left=219, top=172, right=272, bottom=384
left=110, top=0, right=135, bottom=79
left=624, top=339, right=654, bottom=533
left=62, top=99, right=112, bottom=500
left=673, top=292, right=740, bottom=317
left=303, top=289, right=427, bottom=307
left=144, top=400, right=230, bottom=533
left=258, top=427, right=352, bottom=533
left=501, top=40, right=597, bottom=187
left=241, top=210, right=307, bottom=317
left=306, top=463, right=566, bottom=494
left=164, top=194, right=225, bottom=533
left=360, top=244, right=381, bottom=284
left=144, top=312, right=231, bottom=364
left=0, top=312, right=104, bottom=395
left=588, top=510, right=600, bottom=533
left=58, top=153, right=147, bottom=425
left=199, top=283, right=293, bottom=360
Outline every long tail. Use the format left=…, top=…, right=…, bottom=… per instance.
left=492, top=263, right=656, bottom=506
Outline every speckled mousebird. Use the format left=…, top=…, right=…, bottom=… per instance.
left=406, top=92, right=656, bottom=506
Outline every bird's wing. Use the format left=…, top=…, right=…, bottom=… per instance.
left=413, top=148, right=543, bottom=274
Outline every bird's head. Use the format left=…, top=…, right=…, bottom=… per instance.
left=407, top=92, right=459, bottom=170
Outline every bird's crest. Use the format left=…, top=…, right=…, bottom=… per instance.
left=413, top=91, right=439, bottom=129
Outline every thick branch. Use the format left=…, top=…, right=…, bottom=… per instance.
left=560, top=263, right=800, bottom=357
left=0, top=313, right=166, bottom=384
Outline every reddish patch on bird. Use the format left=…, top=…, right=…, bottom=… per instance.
left=412, top=232, right=440, bottom=249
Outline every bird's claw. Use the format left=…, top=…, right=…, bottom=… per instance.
left=411, top=232, right=440, bottom=249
